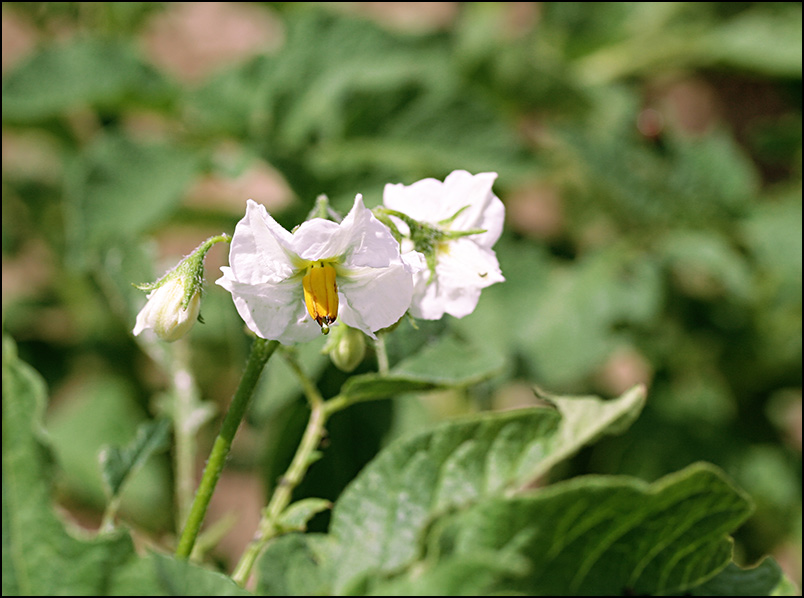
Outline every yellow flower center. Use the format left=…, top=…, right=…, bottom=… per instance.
left=302, top=261, right=339, bottom=334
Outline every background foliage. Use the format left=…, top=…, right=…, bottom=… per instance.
left=2, top=1, right=801, bottom=594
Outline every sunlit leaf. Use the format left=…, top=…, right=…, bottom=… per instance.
left=272, top=385, right=645, bottom=594
left=398, top=463, right=753, bottom=596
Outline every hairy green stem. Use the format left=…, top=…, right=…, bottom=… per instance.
left=175, top=337, right=279, bottom=559
left=231, top=398, right=330, bottom=586
left=171, top=340, right=201, bottom=533
left=230, top=352, right=338, bottom=586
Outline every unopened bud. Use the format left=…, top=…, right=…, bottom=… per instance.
left=133, top=277, right=201, bottom=342
left=323, top=325, right=366, bottom=372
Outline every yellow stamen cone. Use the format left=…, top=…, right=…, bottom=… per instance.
left=302, top=262, right=339, bottom=333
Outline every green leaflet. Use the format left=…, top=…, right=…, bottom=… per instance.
left=257, top=385, right=646, bottom=595
left=377, top=463, right=754, bottom=596
left=2, top=335, right=256, bottom=596
left=2, top=336, right=135, bottom=596
left=340, top=333, right=506, bottom=403
left=100, top=418, right=171, bottom=500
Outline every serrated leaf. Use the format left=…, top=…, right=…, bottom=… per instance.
left=340, top=333, right=506, bottom=403
left=2, top=336, right=136, bottom=595
left=100, top=418, right=171, bottom=499
left=108, top=551, right=252, bottom=596
left=320, top=385, right=645, bottom=594
left=690, top=557, right=799, bottom=596
left=416, top=463, right=753, bottom=596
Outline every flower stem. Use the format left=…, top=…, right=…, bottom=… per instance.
left=175, top=337, right=279, bottom=559
left=374, top=333, right=390, bottom=374
left=230, top=352, right=334, bottom=586
left=169, top=339, right=206, bottom=533
left=231, top=397, right=329, bottom=586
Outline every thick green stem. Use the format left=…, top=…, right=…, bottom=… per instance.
left=175, top=337, right=279, bottom=559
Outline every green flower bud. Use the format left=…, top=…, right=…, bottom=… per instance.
left=323, top=325, right=366, bottom=372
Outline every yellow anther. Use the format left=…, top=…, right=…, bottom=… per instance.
left=302, top=261, right=339, bottom=334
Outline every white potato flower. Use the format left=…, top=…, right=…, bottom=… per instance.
left=217, top=195, right=415, bottom=344
left=382, top=170, right=505, bottom=320
left=133, top=277, right=202, bottom=342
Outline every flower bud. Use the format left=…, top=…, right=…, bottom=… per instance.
left=323, top=324, right=366, bottom=372
left=133, top=277, right=201, bottom=342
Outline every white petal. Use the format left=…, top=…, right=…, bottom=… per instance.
left=383, top=177, right=454, bottom=223
left=409, top=239, right=503, bottom=320
left=228, top=199, right=296, bottom=284
left=133, top=278, right=201, bottom=341
left=444, top=171, right=504, bottom=248
left=435, top=238, right=504, bottom=290
left=338, top=259, right=414, bottom=336
left=383, top=170, right=502, bottom=236
left=216, top=270, right=319, bottom=344
left=290, top=217, right=343, bottom=261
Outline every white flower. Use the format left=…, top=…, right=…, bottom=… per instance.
left=217, top=195, right=415, bottom=344
left=382, top=170, right=505, bottom=320
left=133, top=277, right=201, bottom=342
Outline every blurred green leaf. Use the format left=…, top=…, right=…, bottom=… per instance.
left=100, top=418, right=171, bottom=500
left=190, top=10, right=531, bottom=199
left=340, top=333, right=506, bottom=403
left=45, top=375, right=173, bottom=530
left=518, top=247, right=662, bottom=387
left=108, top=551, right=252, bottom=596
left=257, top=533, right=331, bottom=597
left=64, top=133, right=201, bottom=267
left=658, top=229, right=754, bottom=301
left=2, top=336, right=135, bottom=595
left=1, top=37, right=173, bottom=124
left=277, top=498, right=332, bottom=533
left=690, top=556, right=798, bottom=596
left=565, top=126, right=759, bottom=229
left=701, top=5, right=803, bottom=77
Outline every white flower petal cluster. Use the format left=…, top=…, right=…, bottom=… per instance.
left=383, top=170, right=505, bottom=320
left=217, top=195, right=415, bottom=344
left=133, top=277, right=201, bottom=342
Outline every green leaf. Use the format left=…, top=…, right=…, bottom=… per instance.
left=45, top=374, right=173, bottom=530
left=368, top=552, right=530, bottom=596
left=108, top=551, right=252, bottom=596
left=412, top=463, right=753, bottom=596
left=2, top=336, right=136, bottom=595
left=690, top=557, right=799, bottom=596
left=277, top=498, right=332, bottom=534
left=340, top=333, right=506, bottom=403
left=100, top=418, right=171, bottom=499
left=701, top=6, right=803, bottom=77
left=518, top=247, right=662, bottom=386
left=64, top=133, right=201, bottom=267
left=320, top=385, right=645, bottom=594
left=658, top=229, right=755, bottom=301
left=1, top=37, right=172, bottom=124
left=256, top=533, right=331, bottom=597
